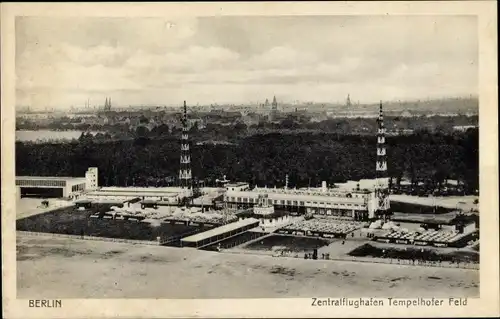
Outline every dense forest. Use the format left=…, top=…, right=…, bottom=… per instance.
left=16, top=128, right=479, bottom=194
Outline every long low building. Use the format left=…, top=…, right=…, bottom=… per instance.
left=84, top=187, right=191, bottom=203
left=84, top=187, right=224, bottom=204
left=16, top=176, right=86, bottom=198
left=16, top=167, right=99, bottom=199
left=180, top=218, right=260, bottom=248
left=224, top=184, right=384, bottom=220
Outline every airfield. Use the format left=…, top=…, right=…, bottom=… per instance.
left=17, top=233, right=478, bottom=299
left=16, top=197, right=479, bottom=299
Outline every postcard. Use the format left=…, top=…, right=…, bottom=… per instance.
left=1, top=2, right=498, bottom=318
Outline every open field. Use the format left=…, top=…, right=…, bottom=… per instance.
left=15, top=199, right=479, bottom=297
left=16, top=206, right=210, bottom=243
left=17, top=233, right=479, bottom=299
left=243, top=234, right=331, bottom=253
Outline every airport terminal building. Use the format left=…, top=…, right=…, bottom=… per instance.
left=223, top=182, right=382, bottom=220
left=16, top=165, right=385, bottom=221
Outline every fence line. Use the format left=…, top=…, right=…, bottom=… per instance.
left=17, top=231, right=159, bottom=246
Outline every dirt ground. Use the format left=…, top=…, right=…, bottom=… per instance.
left=17, top=233, right=479, bottom=299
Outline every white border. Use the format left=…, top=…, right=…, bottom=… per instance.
left=2, top=2, right=498, bottom=318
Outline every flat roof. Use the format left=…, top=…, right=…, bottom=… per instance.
left=141, top=199, right=158, bottom=204
left=181, top=218, right=259, bottom=243
left=87, top=191, right=179, bottom=197
left=16, top=176, right=86, bottom=181
left=226, top=182, right=249, bottom=187
left=391, top=212, right=458, bottom=224
left=101, top=187, right=185, bottom=193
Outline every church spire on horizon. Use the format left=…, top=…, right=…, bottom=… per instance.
left=103, top=97, right=112, bottom=111
left=269, top=95, right=278, bottom=121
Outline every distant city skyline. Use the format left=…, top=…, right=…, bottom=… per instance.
left=16, top=94, right=479, bottom=112
left=16, top=16, right=478, bottom=110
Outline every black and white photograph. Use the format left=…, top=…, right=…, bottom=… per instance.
left=1, top=2, right=498, bottom=319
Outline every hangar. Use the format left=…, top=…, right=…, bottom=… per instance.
left=15, top=167, right=98, bottom=199
left=16, top=176, right=87, bottom=199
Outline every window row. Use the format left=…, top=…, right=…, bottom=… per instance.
left=71, top=183, right=85, bottom=192
left=16, top=179, right=66, bottom=187
left=227, top=196, right=365, bottom=208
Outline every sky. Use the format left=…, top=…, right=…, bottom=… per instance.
left=15, top=15, right=478, bottom=110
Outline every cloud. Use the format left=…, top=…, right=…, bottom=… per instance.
left=124, top=45, right=240, bottom=74
left=248, top=46, right=317, bottom=70
left=15, top=16, right=478, bottom=108
left=62, top=44, right=129, bottom=67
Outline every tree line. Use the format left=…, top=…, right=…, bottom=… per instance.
left=15, top=127, right=478, bottom=194
left=16, top=114, right=478, bottom=137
